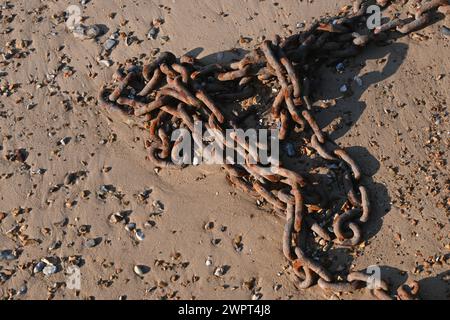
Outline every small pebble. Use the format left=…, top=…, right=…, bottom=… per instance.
left=72, top=25, right=87, bottom=37
left=99, top=59, right=113, bottom=67
left=18, top=284, right=27, bottom=295
left=43, top=264, right=57, bottom=276
left=0, top=250, right=16, bottom=260
left=147, top=26, right=159, bottom=40
left=35, top=168, right=46, bottom=175
left=252, top=293, right=262, bottom=300
left=59, top=137, right=71, bottom=146
left=204, top=221, right=214, bottom=230
left=104, top=39, right=117, bottom=51
left=125, top=223, right=136, bottom=232
left=100, top=184, right=114, bottom=193
left=144, top=221, right=155, bottom=228
left=109, top=212, right=123, bottom=224
left=85, top=25, right=101, bottom=39
left=48, top=240, right=61, bottom=251
left=442, top=26, right=450, bottom=37
left=214, top=266, right=225, bottom=277
left=25, top=102, right=36, bottom=110
left=85, top=238, right=98, bottom=248
left=152, top=200, right=164, bottom=214
left=33, top=261, right=46, bottom=273
left=134, top=265, right=149, bottom=277
left=135, top=229, right=145, bottom=241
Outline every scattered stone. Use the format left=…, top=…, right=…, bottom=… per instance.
left=339, top=84, right=348, bottom=93
left=0, top=273, right=8, bottom=282
left=125, top=223, right=136, bottom=232
left=31, top=168, right=46, bottom=175
left=99, top=184, right=115, bottom=193
left=233, top=235, right=244, bottom=252
left=135, top=229, right=145, bottom=241
left=147, top=18, right=164, bottom=40
left=18, top=284, right=27, bottom=295
left=25, top=102, right=36, bottom=110
left=64, top=171, right=83, bottom=185
left=336, top=62, right=345, bottom=73
left=204, top=221, right=214, bottom=230
left=252, top=292, right=262, bottom=300
left=104, top=38, right=117, bottom=51
left=214, top=266, right=225, bottom=277
left=0, top=250, right=16, bottom=260
left=442, top=26, right=450, bottom=37
left=80, top=190, right=90, bottom=199
left=72, top=24, right=101, bottom=40
left=48, top=240, right=61, bottom=251
left=99, top=59, right=113, bottom=67
left=151, top=200, right=164, bottom=215
left=43, top=264, right=58, bottom=276
left=86, top=25, right=101, bottom=38
left=144, top=221, right=156, bottom=229
left=147, top=26, right=159, bottom=40
left=134, top=265, right=149, bottom=277
left=33, top=261, right=46, bottom=274
left=109, top=212, right=124, bottom=224
left=58, top=137, right=71, bottom=146
left=85, top=238, right=98, bottom=248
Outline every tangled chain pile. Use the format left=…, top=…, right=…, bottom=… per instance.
left=98, top=0, right=448, bottom=299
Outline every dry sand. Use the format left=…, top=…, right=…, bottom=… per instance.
left=0, top=0, right=449, bottom=300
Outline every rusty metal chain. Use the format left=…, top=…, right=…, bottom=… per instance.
left=97, top=0, right=447, bottom=299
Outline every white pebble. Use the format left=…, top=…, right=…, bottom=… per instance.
left=214, top=266, right=224, bottom=277
left=43, top=264, right=57, bottom=276
left=135, top=229, right=145, bottom=241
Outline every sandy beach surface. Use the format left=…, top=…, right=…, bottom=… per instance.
left=0, top=0, right=449, bottom=300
